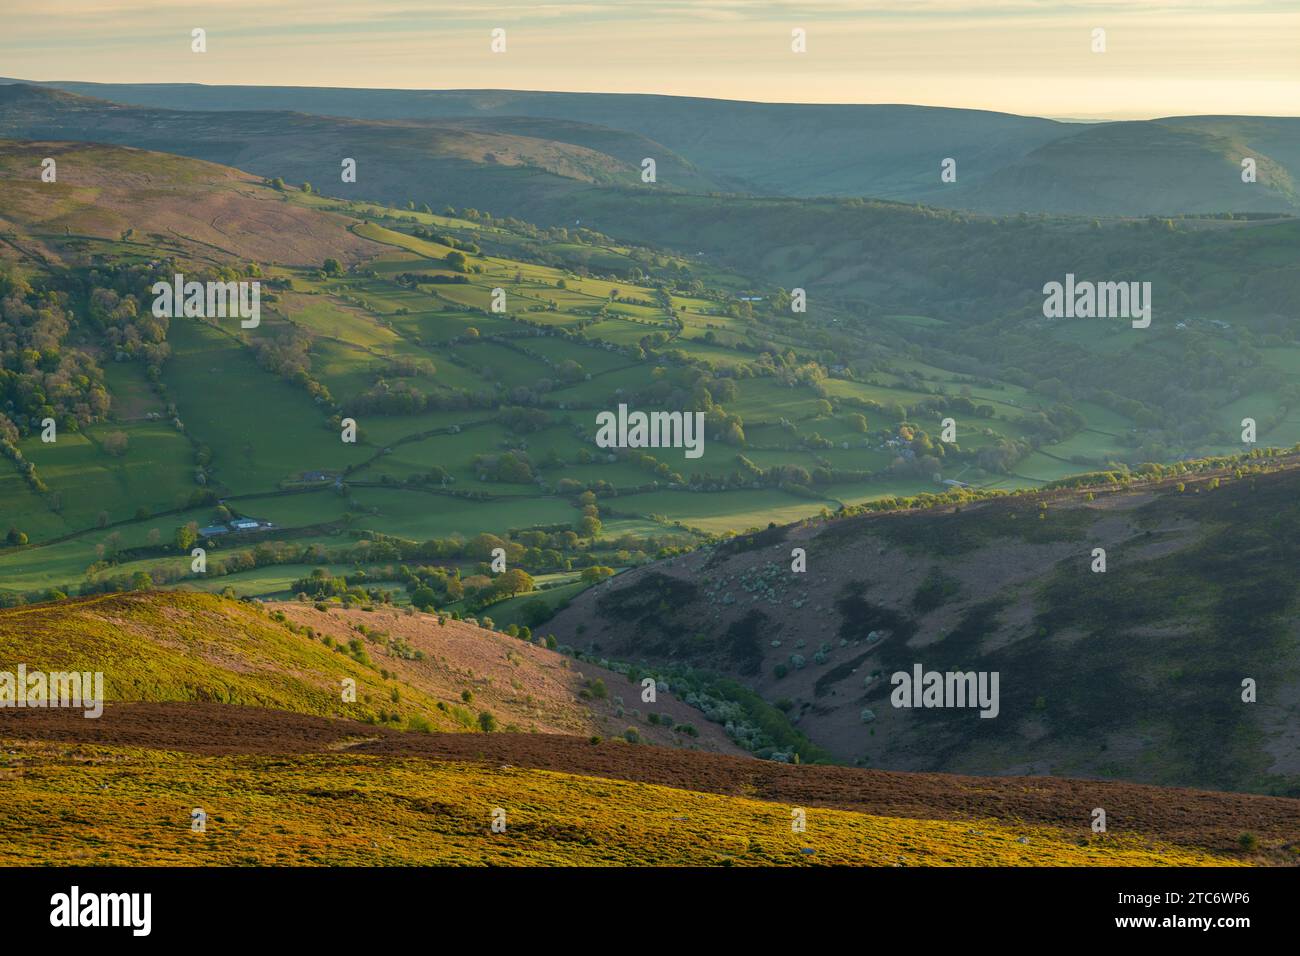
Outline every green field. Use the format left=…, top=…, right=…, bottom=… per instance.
left=3, top=167, right=1296, bottom=609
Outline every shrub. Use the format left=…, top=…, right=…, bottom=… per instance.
left=407, top=714, right=433, bottom=733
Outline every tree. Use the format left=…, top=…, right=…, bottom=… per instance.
left=322, top=258, right=343, bottom=276
left=101, top=431, right=129, bottom=457
left=445, top=250, right=468, bottom=272
left=174, top=523, right=198, bottom=551
left=131, top=571, right=153, bottom=591
left=477, top=711, right=498, bottom=732
left=5, top=527, right=27, bottom=546
left=578, top=514, right=602, bottom=538
left=519, top=599, right=552, bottom=627
left=580, top=566, right=614, bottom=583
left=410, top=586, right=438, bottom=610
left=492, top=568, right=534, bottom=599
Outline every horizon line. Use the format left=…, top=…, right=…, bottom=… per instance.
left=5, top=77, right=1300, bottom=124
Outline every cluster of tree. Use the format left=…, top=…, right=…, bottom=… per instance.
left=0, top=414, right=47, bottom=493
left=624, top=449, right=685, bottom=484
left=1, top=269, right=110, bottom=432
left=253, top=327, right=332, bottom=404
left=80, top=259, right=179, bottom=373
left=395, top=271, right=469, bottom=286
left=409, top=226, right=479, bottom=254
left=499, top=405, right=551, bottom=433
left=472, top=449, right=535, bottom=483
left=349, top=379, right=495, bottom=416
left=456, top=568, right=535, bottom=610
left=291, top=568, right=375, bottom=604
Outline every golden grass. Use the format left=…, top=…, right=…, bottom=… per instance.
left=0, top=592, right=461, bottom=729
left=0, top=742, right=1244, bottom=867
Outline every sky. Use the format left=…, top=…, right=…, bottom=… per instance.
left=2, top=1, right=1298, bottom=119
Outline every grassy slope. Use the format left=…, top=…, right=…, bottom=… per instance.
left=0, top=741, right=1244, bottom=866
left=0, top=591, right=738, bottom=750
left=0, top=591, right=455, bottom=726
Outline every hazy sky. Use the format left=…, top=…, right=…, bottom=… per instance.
left=3, top=1, right=1298, bottom=119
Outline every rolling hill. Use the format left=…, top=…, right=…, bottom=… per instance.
left=931, top=119, right=1298, bottom=215
left=0, top=136, right=371, bottom=267
left=7, top=79, right=1300, bottom=215
left=1, top=83, right=1298, bottom=868
left=544, top=454, right=1300, bottom=795
left=6, top=589, right=1286, bottom=866
left=0, top=83, right=722, bottom=204
left=1, top=139, right=1297, bottom=653
left=0, top=590, right=738, bottom=749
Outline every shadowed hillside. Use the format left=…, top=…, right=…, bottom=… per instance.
left=8, top=79, right=1300, bottom=215
left=546, top=455, right=1300, bottom=795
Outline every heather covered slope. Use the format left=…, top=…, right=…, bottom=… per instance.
left=0, top=137, right=372, bottom=268
left=0, top=742, right=1246, bottom=866
left=6, top=595, right=1285, bottom=866
left=546, top=455, right=1300, bottom=794
left=4, top=703, right=1293, bottom=865
left=0, top=591, right=738, bottom=751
